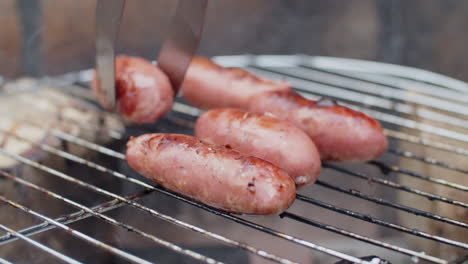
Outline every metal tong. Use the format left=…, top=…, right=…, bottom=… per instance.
left=95, top=0, right=207, bottom=110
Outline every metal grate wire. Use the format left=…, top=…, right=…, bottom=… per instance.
left=0, top=223, right=83, bottom=264
left=0, top=55, right=467, bottom=264
left=0, top=257, right=14, bottom=264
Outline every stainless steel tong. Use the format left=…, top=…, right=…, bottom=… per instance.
left=95, top=0, right=207, bottom=110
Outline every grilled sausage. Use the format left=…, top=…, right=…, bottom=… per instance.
left=248, top=91, right=388, bottom=162
left=92, top=55, right=174, bottom=124
left=126, top=133, right=296, bottom=215
left=195, top=108, right=321, bottom=186
left=181, top=56, right=292, bottom=109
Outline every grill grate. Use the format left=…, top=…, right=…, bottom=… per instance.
left=0, top=55, right=467, bottom=264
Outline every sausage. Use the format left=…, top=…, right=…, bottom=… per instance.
left=195, top=108, right=321, bottom=186
left=181, top=56, right=292, bottom=109
left=248, top=90, right=388, bottom=162
left=126, top=133, right=296, bottom=215
left=92, top=55, right=174, bottom=124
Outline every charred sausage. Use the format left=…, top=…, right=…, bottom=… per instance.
left=248, top=91, right=388, bottom=162
left=92, top=55, right=174, bottom=124
left=195, top=108, right=321, bottom=185
left=181, top=56, right=291, bottom=109
left=126, top=133, right=296, bottom=215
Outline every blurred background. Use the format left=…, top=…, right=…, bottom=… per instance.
left=1, top=0, right=468, bottom=81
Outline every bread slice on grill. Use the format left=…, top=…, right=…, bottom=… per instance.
left=0, top=78, right=124, bottom=263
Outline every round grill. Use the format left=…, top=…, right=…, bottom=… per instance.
left=0, top=55, right=466, bottom=264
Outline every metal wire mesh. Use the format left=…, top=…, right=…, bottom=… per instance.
left=0, top=55, right=466, bottom=264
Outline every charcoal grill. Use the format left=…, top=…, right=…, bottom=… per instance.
left=0, top=55, right=467, bottom=264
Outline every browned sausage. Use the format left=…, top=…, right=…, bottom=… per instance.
left=126, top=133, right=296, bottom=215
left=181, top=56, right=292, bottom=109
left=195, top=108, right=321, bottom=186
left=92, top=55, right=174, bottom=124
left=248, top=91, right=388, bottom=162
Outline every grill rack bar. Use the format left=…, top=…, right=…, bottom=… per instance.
left=348, top=104, right=468, bottom=144
left=0, top=257, right=13, bottom=264
left=296, top=194, right=468, bottom=249
left=325, top=163, right=468, bottom=209
left=279, top=212, right=447, bottom=264
left=315, top=180, right=467, bottom=228
left=383, top=130, right=468, bottom=157
left=0, top=171, right=223, bottom=264
left=0, top=189, right=153, bottom=245
left=241, top=54, right=468, bottom=93
left=0, top=121, right=464, bottom=263
left=387, top=148, right=468, bottom=175
left=248, top=58, right=468, bottom=116
left=255, top=65, right=468, bottom=117
left=0, top=132, right=371, bottom=264
left=0, top=223, right=83, bottom=264
left=368, top=161, right=467, bottom=192
left=301, top=65, right=468, bottom=104
left=50, top=128, right=126, bottom=160
left=0, top=195, right=154, bottom=264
